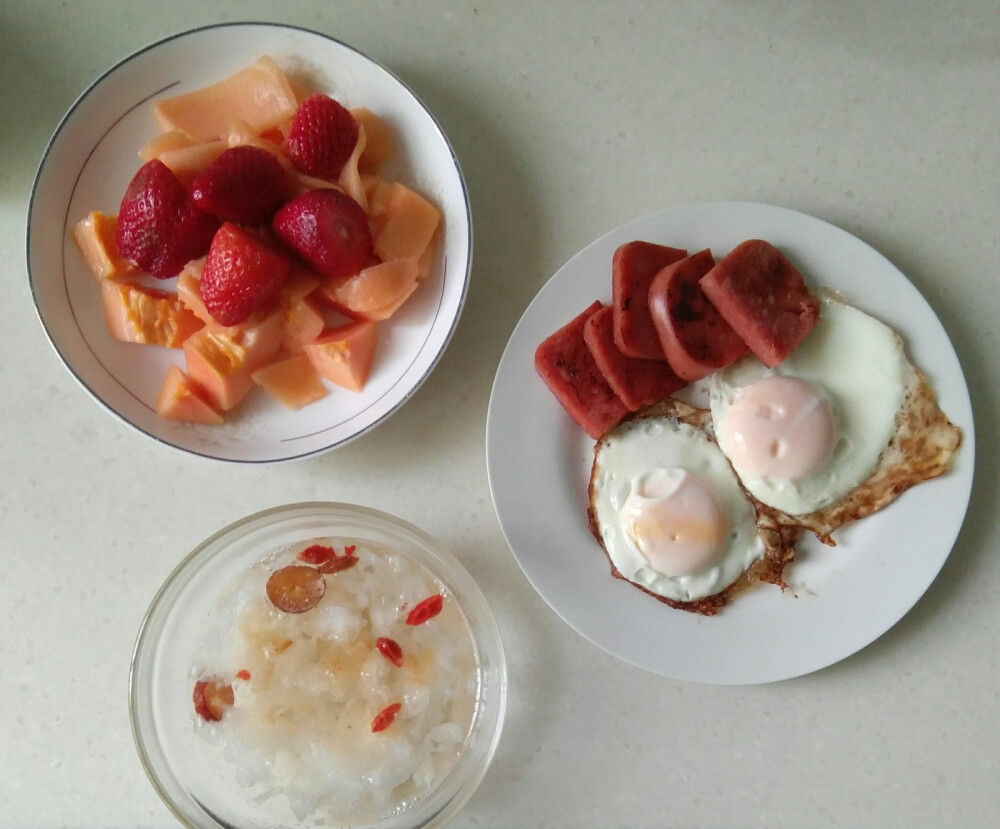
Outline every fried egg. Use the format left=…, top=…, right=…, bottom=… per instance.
left=709, top=292, right=910, bottom=516
left=588, top=413, right=766, bottom=604
left=708, top=290, right=963, bottom=544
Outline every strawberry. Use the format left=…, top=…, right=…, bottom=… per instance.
left=200, top=224, right=290, bottom=326
left=286, top=93, right=359, bottom=179
left=190, top=146, right=289, bottom=226
left=272, top=189, right=373, bottom=278
left=116, top=159, right=219, bottom=278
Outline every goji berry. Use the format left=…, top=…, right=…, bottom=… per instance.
left=376, top=637, right=404, bottom=667
left=297, top=544, right=336, bottom=565
left=192, top=679, right=234, bottom=722
left=371, top=702, right=402, bottom=733
left=318, top=555, right=359, bottom=574
left=405, top=594, right=443, bottom=626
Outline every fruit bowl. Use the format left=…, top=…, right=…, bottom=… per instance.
left=130, top=502, right=507, bottom=828
left=27, top=23, right=472, bottom=462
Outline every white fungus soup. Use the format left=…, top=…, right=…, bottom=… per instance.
left=189, top=537, right=479, bottom=825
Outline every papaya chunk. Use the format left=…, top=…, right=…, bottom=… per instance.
left=138, top=130, right=193, bottom=161
left=325, top=259, right=420, bottom=319
left=176, top=258, right=213, bottom=324
left=351, top=108, right=396, bottom=171
left=303, top=321, right=378, bottom=392
left=282, top=296, right=326, bottom=353
left=153, top=56, right=298, bottom=142
left=364, top=175, right=393, bottom=221
left=156, top=140, right=227, bottom=186
left=156, top=365, right=224, bottom=424
left=182, top=309, right=285, bottom=410
left=101, top=280, right=203, bottom=348
left=280, top=265, right=323, bottom=306
left=73, top=211, right=137, bottom=281
left=414, top=228, right=438, bottom=282
left=337, top=125, right=369, bottom=212
left=373, top=183, right=441, bottom=263
left=252, top=354, right=329, bottom=410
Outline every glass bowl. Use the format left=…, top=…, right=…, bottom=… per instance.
left=130, top=502, right=506, bottom=828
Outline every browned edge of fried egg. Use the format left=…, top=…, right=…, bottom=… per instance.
left=753, top=334, right=963, bottom=546
left=587, top=397, right=801, bottom=617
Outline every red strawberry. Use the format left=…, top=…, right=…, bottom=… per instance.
left=116, top=159, right=219, bottom=278
left=200, top=224, right=290, bottom=326
left=190, top=146, right=290, bottom=226
left=286, top=93, right=359, bottom=179
left=272, top=189, right=373, bottom=278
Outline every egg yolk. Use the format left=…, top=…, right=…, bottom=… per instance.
left=721, top=375, right=836, bottom=481
left=623, top=468, right=728, bottom=577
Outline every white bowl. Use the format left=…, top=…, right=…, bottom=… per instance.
left=27, top=22, right=472, bottom=462
left=130, top=502, right=506, bottom=828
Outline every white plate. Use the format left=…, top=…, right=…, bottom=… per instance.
left=486, top=202, right=974, bottom=684
left=27, top=23, right=471, bottom=463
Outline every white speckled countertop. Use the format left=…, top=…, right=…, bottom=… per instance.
left=1, top=1, right=998, bottom=826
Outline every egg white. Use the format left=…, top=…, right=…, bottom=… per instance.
left=709, top=292, right=907, bottom=516
left=590, top=416, right=764, bottom=603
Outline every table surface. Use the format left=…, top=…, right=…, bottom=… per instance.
left=2, top=2, right=998, bottom=827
